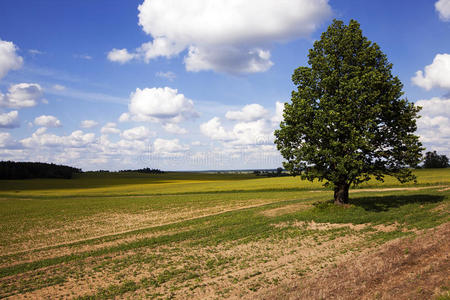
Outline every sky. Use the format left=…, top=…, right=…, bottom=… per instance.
left=0, top=0, right=449, bottom=171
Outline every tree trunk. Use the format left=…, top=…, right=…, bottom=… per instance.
left=334, top=183, right=350, bottom=205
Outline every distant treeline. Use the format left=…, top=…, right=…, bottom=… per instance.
left=119, top=168, right=164, bottom=174
left=0, top=161, right=82, bottom=179
left=253, top=168, right=289, bottom=177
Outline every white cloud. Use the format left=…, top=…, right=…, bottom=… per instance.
left=271, top=101, right=285, bottom=126
left=156, top=71, right=176, bottom=81
left=153, top=138, right=189, bottom=153
left=0, top=39, right=23, bottom=80
left=110, top=0, right=332, bottom=73
left=0, top=111, right=20, bottom=128
left=101, top=122, right=120, bottom=134
left=34, top=115, right=62, bottom=128
left=200, top=117, right=235, bottom=141
left=226, top=103, right=269, bottom=122
left=121, top=126, right=153, bottom=140
left=232, top=119, right=274, bottom=145
left=412, top=54, right=450, bottom=90
left=21, top=129, right=95, bottom=148
left=118, top=112, right=130, bottom=122
left=125, top=87, right=198, bottom=123
left=436, top=0, right=450, bottom=21
left=185, top=46, right=273, bottom=74
left=107, top=48, right=135, bottom=64
left=163, top=123, right=188, bottom=134
left=80, top=120, right=98, bottom=129
left=0, top=132, right=21, bottom=148
left=0, top=83, right=43, bottom=108
left=416, top=97, right=450, bottom=155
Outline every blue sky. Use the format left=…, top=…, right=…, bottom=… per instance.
left=0, top=0, right=449, bottom=171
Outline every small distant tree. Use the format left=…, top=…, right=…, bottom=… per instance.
left=274, top=19, right=423, bottom=205
left=423, top=151, right=449, bottom=168
left=276, top=167, right=283, bottom=175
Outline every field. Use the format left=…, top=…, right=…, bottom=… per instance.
left=0, top=169, right=449, bottom=299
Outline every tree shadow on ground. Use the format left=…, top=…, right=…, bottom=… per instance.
left=350, top=194, right=445, bottom=212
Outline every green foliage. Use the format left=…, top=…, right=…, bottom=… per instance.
left=0, top=161, right=81, bottom=179
left=423, top=151, right=449, bottom=168
left=274, top=19, right=423, bottom=201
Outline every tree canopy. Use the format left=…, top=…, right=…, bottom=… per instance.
left=274, top=19, right=423, bottom=204
left=423, top=151, right=449, bottom=168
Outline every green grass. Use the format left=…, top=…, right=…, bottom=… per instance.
left=0, top=169, right=449, bottom=299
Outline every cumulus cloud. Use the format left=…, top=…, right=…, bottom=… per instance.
left=0, top=39, right=23, bottom=80
left=0, top=83, right=43, bottom=108
left=123, top=87, right=198, bottom=123
left=200, top=117, right=235, bottom=141
left=121, top=126, right=153, bottom=140
left=80, top=120, right=98, bottom=129
left=107, top=48, right=135, bottom=64
left=109, top=0, right=332, bottom=73
left=101, top=122, right=120, bottom=134
left=0, top=111, right=20, bottom=128
left=416, top=97, right=450, bottom=155
left=34, top=115, right=62, bottom=128
left=163, top=123, right=188, bottom=134
left=436, top=0, right=450, bottom=21
left=412, top=54, right=450, bottom=90
left=271, top=101, right=285, bottom=126
left=153, top=138, right=189, bottom=153
left=226, top=103, right=269, bottom=122
left=201, top=102, right=286, bottom=147
left=21, top=129, right=95, bottom=148
left=0, top=132, right=20, bottom=148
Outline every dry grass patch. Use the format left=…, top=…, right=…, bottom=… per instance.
left=260, top=203, right=312, bottom=217
left=258, top=222, right=450, bottom=300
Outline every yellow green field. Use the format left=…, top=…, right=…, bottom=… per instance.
left=0, top=169, right=449, bottom=299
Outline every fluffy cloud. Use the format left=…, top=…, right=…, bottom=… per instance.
left=436, top=0, right=450, bottom=21
left=412, top=54, right=450, bottom=90
left=271, top=101, right=285, bottom=125
left=0, top=132, right=19, bottom=148
left=0, top=111, right=20, bottom=128
left=34, top=115, right=62, bottom=128
left=0, top=83, right=43, bottom=108
left=0, top=39, right=23, bottom=80
left=226, top=104, right=269, bottom=122
left=21, top=128, right=95, bottom=148
left=200, top=117, right=235, bottom=141
left=80, top=120, right=98, bottom=129
left=123, top=87, right=198, bottom=123
left=107, top=48, right=135, bottom=64
left=121, top=126, right=153, bottom=140
left=153, top=138, right=189, bottom=153
left=201, top=102, right=286, bottom=150
left=101, top=122, right=120, bottom=134
left=110, top=0, right=332, bottom=73
left=162, top=123, right=188, bottom=134
left=416, top=97, right=450, bottom=155
left=185, top=46, right=273, bottom=74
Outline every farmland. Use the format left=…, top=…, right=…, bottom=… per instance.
left=0, top=169, right=449, bottom=299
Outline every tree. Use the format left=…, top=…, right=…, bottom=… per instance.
left=274, top=19, right=423, bottom=205
left=423, top=151, right=449, bottom=168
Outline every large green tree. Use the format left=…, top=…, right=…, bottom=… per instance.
left=274, top=19, right=423, bottom=205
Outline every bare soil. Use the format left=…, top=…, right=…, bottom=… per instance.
left=257, top=222, right=450, bottom=300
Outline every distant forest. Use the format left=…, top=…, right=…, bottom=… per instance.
left=0, top=161, right=82, bottom=179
